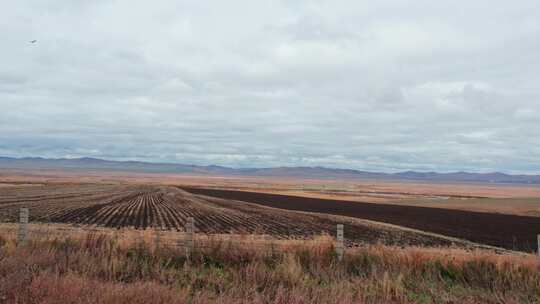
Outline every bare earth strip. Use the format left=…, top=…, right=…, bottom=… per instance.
left=182, top=187, right=540, bottom=252
left=0, top=183, right=494, bottom=250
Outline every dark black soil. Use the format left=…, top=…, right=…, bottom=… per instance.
left=182, top=187, right=540, bottom=252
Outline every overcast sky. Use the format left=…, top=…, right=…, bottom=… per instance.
left=2, top=1, right=540, bottom=173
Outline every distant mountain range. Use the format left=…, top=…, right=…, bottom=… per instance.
left=1, top=156, right=540, bottom=184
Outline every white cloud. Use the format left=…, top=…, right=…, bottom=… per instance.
left=1, top=0, right=540, bottom=173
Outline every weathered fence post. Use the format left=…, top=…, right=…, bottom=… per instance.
left=17, top=208, right=29, bottom=245
left=336, top=224, right=344, bottom=262
left=537, top=234, right=540, bottom=262
left=185, top=217, right=195, bottom=259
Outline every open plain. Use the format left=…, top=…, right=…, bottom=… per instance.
left=1, top=170, right=540, bottom=251
left=0, top=182, right=473, bottom=248
left=1, top=170, right=540, bottom=303
left=2, top=169, right=540, bottom=216
left=183, top=187, right=540, bottom=251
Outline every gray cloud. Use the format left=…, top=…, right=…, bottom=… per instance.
left=1, top=1, right=540, bottom=173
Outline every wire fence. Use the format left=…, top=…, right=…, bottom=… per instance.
left=1, top=208, right=346, bottom=259
left=3, top=207, right=539, bottom=262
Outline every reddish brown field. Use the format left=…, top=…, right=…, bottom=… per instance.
left=1, top=169, right=540, bottom=251
left=0, top=183, right=467, bottom=248
left=183, top=187, right=540, bottom=252
left=1, top=229, right=538, bottom=304
left=3, top=169, right=539, bottom=216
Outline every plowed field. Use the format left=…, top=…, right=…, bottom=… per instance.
left=0, top=184, right=476, bottom=248
left=181, top=187, right=540, bottom=251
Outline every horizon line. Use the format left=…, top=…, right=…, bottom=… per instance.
left=2, top=155, right=540, bottom=177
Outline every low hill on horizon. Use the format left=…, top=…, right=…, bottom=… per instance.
left=1, top=156, right=540, bottom=184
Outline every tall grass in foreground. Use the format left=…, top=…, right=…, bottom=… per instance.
left=0, top=233, right=539, bottom=304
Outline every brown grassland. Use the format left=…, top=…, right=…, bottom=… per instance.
left=0, top=227, right=539, bottom=304
left=0, top=184, right=483, bottom=249
left=2, top=169, right=539, bottom=216
left=1, top=170, right=540, bottom=303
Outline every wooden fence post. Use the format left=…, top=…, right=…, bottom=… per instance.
left=537, top=234, right=540, bottom=262
left=185, top=217, right=195, bottom=259
left=336, top=224, right=344, bottom=262
left=17, top=208, right=29, bottom=245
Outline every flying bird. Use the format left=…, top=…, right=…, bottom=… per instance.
left=30, top=40, right=37, bottom=43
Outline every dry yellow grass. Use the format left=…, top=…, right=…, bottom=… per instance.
left=1, top=224, right=539, bottom=303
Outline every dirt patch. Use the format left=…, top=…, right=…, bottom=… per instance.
left=0, top=184, right=484, bottom=249
left=182, top=187, right=540, bottom=252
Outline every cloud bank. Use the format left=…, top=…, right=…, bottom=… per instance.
left=2, top=0, right=540, bottom=173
